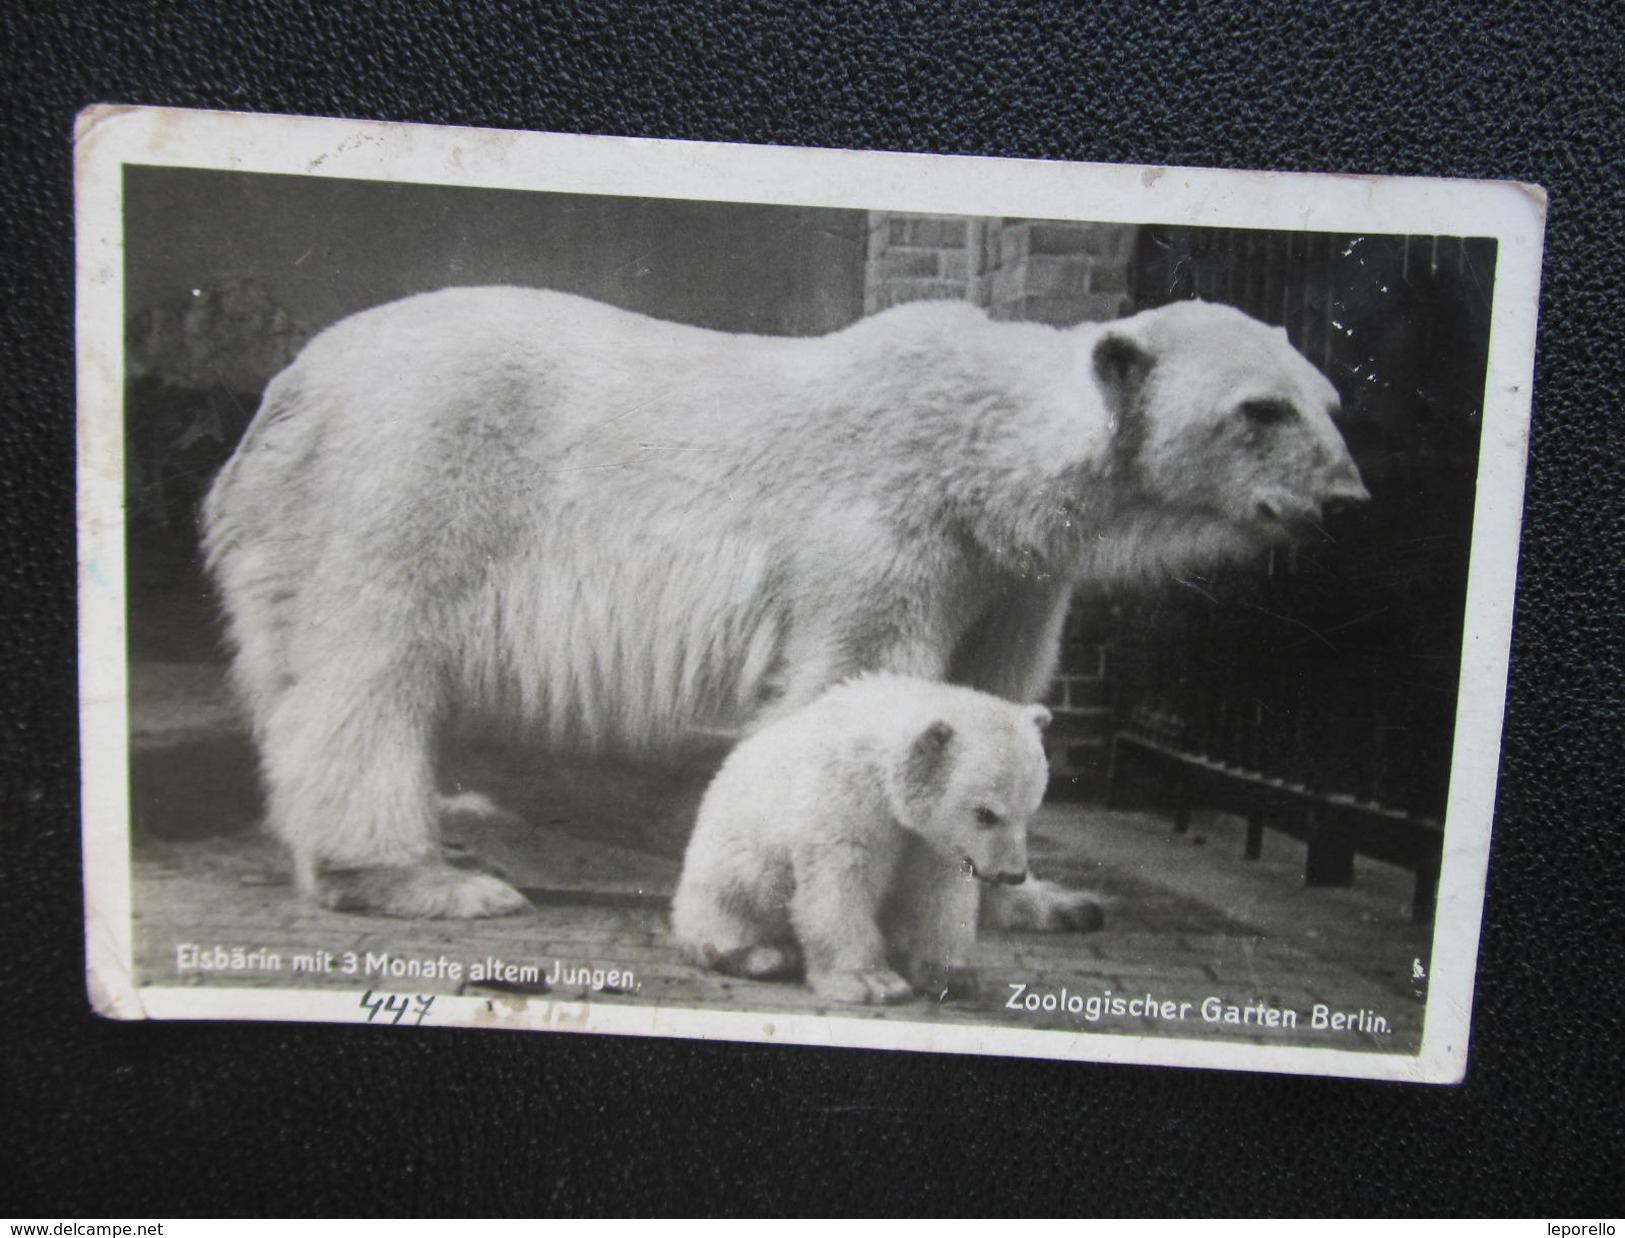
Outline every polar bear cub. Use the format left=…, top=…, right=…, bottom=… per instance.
left=670, top=674, right=1053, bottom=1005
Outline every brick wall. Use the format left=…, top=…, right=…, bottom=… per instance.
left=990, top=221, right=1135, bottom=324
left=1042, top=589, right=1116, bottom=798
left=863, top=214, right=1137, bottom=796
left=864, top=214, right=995, bottom=314
left=864, top=213, right=1134, bottom=323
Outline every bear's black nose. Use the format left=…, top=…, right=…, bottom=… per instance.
left=994, top=869, right=1028, bottom=886
left=1321, top=492, right=1368, bottom=519
left=1319, top=475, right=1372, bottom=518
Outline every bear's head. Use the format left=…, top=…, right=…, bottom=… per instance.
left=894, top=702, right=1053, bottom=884
left=1089, top=299, right=1369, bottom=551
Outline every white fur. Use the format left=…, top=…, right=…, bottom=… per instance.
left=670, top=674, right=1052, bottom=1004
left=202, top=288, right=1365, bottom=917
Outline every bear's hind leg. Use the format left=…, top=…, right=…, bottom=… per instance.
left=670, top=877, right=799, bottom=979
left=259, top=656, right=528, bottom=919
left=672, top=909, right=800, bottom=979
left=688, top=930, right=800, bottom=981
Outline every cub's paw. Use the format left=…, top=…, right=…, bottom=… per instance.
left=689, top=941, right=800, bottom=980
left=320, top=863, right=531, bottom=919
left=809, top=966, right=915, bottom=1005
left=985, top=878, right=1105, bottom=934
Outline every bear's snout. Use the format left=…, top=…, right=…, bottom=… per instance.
left=1252, top=471, right=1370, bottom=531
left=1311, top=448, right=1372, bottom=517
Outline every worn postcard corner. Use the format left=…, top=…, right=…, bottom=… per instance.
left=74, top=105, right=1544, bottom=1083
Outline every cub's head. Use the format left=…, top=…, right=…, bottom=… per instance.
left=1089, top=300, right=1369, bottom=551
left=894, top=701, right=1052, bottom=884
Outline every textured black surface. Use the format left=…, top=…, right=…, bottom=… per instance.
left=2, top=0, right=1621, bottom=1218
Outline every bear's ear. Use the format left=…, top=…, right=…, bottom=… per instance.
left=1025, top=705, right=1052, bottom=732
left=904, top=719, right=956, bottom=784
left=1091, top=330, right=1154, bottom=405
left=893, top=719, right=957, bottom=819
left=1093, top=331, right=1154, bottom=467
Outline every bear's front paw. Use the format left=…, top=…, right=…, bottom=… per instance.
left=809, top=966, right=915, bottom=1005
left=985, top=878, right=1105, bottom=933
left=1042, top=889, right=1105, bottom=933
left=905, top=963, right=980, bottom=1002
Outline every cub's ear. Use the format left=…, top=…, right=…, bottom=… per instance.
left=904, top=719, right=956, bottom=783
left=1091, top=330, right=1154, bottom=407
left=1024, top=705, right=1052, bottom=732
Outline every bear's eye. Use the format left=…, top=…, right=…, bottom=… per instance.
left=1239, top=398, right=1295, bottom=427
left=974, top=806, right=1002, bottom=829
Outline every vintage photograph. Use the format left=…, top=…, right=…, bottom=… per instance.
left=76, top=107, right=1542, bottom=1081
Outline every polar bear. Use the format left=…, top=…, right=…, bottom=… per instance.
left=202, top=288, right=1367, bottom=919
left=671, top=675, right=1052, bottom=1004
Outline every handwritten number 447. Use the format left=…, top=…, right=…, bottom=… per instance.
left=359, top=990, right=435, bottom=1026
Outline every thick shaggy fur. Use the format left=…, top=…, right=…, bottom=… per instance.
left=671, top=675, right=1052, bottom=1004
left=203, top=288, right=1366, bottom=917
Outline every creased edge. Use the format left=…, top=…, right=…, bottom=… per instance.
left=74, top=103, right=143, bottom=158
left=86, top=908, right=148, bottom=1020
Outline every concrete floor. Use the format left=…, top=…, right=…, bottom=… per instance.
left=127, top=788, right=1432, bottom=1054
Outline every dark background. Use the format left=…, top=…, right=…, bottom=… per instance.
left=121, top=168, right=872, bottom=339
left=3, top=0, right=1620, bottom=1218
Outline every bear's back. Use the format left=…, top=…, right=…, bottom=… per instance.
left=778, top=674, right=1051, bottom=795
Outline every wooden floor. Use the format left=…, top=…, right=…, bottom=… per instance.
left=128, top=800, right=1434, bottom=1053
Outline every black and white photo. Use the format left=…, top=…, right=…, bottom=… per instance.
left=76, top=106, right=1543, bottom=1082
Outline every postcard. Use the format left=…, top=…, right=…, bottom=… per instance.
left=76, top=105, right=1544, bottom=1081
